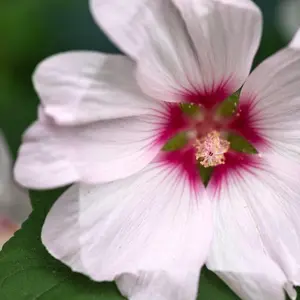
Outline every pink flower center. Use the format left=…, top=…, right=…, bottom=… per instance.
left=157, top=85, right=265, bottom=191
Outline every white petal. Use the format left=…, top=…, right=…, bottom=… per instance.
left=42, top=161, right=212, bottom=300
left=14, top=105, right=175, bottom=188
left=0, top=131, right=31, bottom=224
left=290, top=28, right=300, bottom=48
left=172, top=0, right=262, bottom=93
left=34, top=52, right=161, bottom=125
left=207, top=153, right=300, bottom=300
left=90, top=0, right=159, bottom=59
left=239, top=29, right=300, bottom=159
left=135, top=0, right=204, bottom=103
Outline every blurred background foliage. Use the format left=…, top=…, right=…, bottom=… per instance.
left=0, top=0, right=299, bottom=157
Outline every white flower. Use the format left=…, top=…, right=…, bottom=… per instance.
left=14, top=0, right=300, bottom=299
left=0, top=132, right=31, bottom=249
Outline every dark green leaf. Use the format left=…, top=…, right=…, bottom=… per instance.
left=198, top=269, right=240, bottom=300
left=180, top=103, right=201, bottom=116
left=228, top=134, right=257, bottom=154
left=163, top=132, right=188, bottom=151
left=0, top=190, right=124, bottom=300
left=217, top=91, right=240, bottom=117
left=199, top=165, right=214, bottom=186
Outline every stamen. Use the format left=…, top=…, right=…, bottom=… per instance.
left=194, top=131, right=230, bottom=168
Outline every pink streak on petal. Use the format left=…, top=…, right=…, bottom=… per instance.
left=209, top=151, right=263, bottom=197
left=160, top=147, right=201, bottom=196
left=183, top=79, right=235, bottom=109
left=153, top=103, right=189, bottom=145
left=228, top=98, right=269, bottom=149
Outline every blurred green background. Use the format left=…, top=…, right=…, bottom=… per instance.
left=0, top=0, right=299, bottom=157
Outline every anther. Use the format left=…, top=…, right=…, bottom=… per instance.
left=194, top=131, right=230, bottom=168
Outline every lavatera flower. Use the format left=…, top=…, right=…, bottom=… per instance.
left=14, top=0, right=300, bottom=299
left=0, top=132, right=31, bottom=249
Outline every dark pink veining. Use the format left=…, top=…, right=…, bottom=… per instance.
left=229, top=98, right=268, bottom=149
left=154, top=103, right=188, bottom=146
left=160, top=148, right=202, bottom=196
left=183, top=80, right=233, bottom=109
left=209, top=151, right=263, bottom=197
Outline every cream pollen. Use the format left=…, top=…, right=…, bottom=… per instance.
left=194, top=131, right=230, bottom=168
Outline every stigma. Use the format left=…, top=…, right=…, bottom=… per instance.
left=194, top=131, right=230, bottom=168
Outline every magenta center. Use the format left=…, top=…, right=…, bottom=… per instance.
left=157, top=85, right=265, bottom=191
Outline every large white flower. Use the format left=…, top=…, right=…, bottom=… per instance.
left=14, top=0, right=300, bottom=299
left=0, top=132, right=31, bottom=249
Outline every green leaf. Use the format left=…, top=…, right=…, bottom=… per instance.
left=217, top=91, right=240, bottom=117
left=0, top=190, right=242, bottom=299
left=163, top=132, right=188, bottom=151
left=0, top=190, right=124, bottom=300
left=199, top=165, right=214, bottom=187
left=198, top=269, right=240, bottom=300
left=180, top=103, right=200, bottom=116
left=228, top=134, right=257, bottom=154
